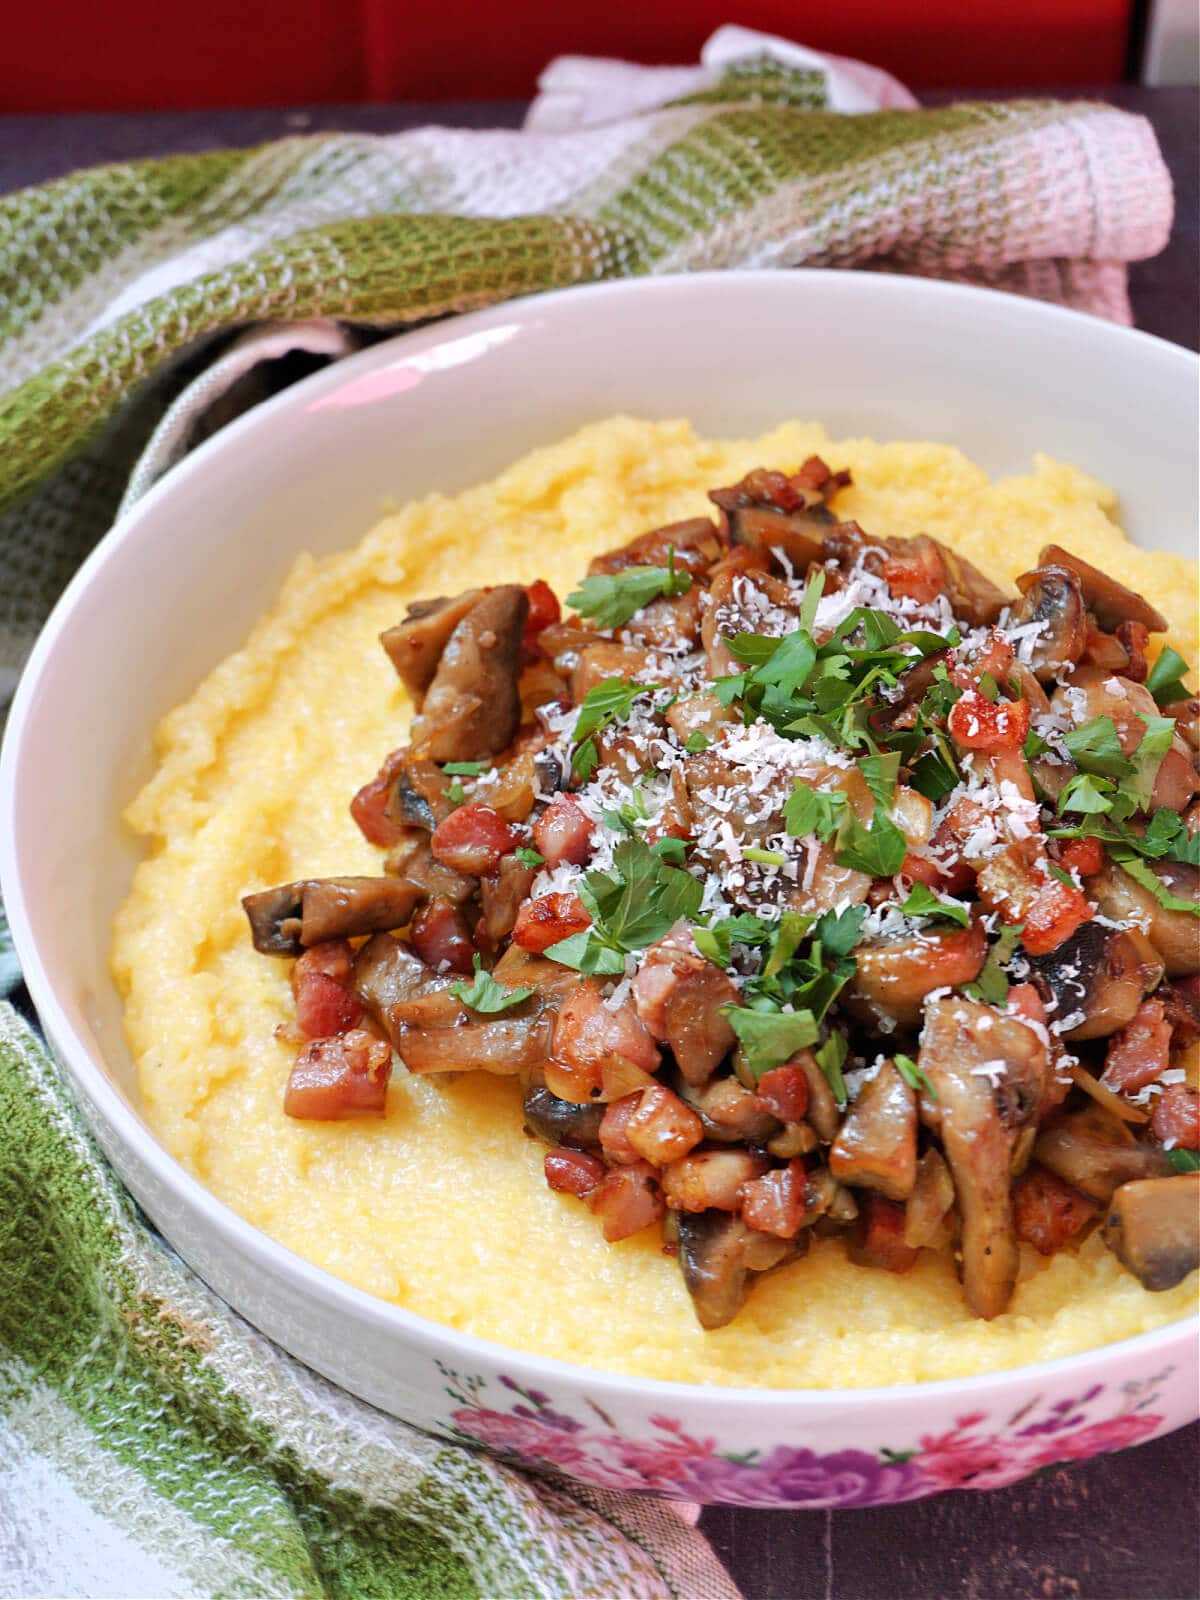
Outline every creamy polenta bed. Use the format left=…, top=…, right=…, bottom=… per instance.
left=112, top=418, right=1200, bottom=1389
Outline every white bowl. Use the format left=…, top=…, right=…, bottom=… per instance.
left=3, top=272, right=1198, bottom=1508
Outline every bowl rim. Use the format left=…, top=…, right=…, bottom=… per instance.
left=3, top=268, right=1198, bottom=1412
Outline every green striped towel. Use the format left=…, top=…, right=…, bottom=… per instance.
left=0, top=28, right=1174, bottom=1593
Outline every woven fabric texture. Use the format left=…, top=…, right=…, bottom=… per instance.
left=0, top=30, right=1176, bottom=1595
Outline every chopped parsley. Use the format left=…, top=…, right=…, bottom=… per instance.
left=544, top=834, right=704, bottom=974
left=784, top=781, right=846, bottom=841
left=833, top=803, right=908, bottom=878
left=571, top=678, right=659, bottom=781
left=894, top=1052, right=937, bottom=1099
left=444, top=778, right=466, bottom=804
left=684, top=730, right=712, bottom=753
left=566, top=547, right=692, bottom=629
left=514, top=846, right=545, bottom=868
left=448, top=955, right=535, bottom=1014
left=1062, top=715, right=1133, bottom=779
left=897, top=883, right=970, bottom=926
left=963, top=924, right=1024, bottom=1006
left=815, top=1032, right=849, bottom=1107
left=1167, top=1149, right=1200, bottom=1173
left=1145, top=646, right=1190, bottom=706
left=442, top=760, right=489, bottom=776
left=727, top=1004, right=819, bottom=1080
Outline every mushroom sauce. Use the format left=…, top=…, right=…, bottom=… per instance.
left=114, top=419, right=1199, bottom=1384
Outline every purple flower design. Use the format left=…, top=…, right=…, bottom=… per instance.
left=680, top=1445, right=931, bottom=1507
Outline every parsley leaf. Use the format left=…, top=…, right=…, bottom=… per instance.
left=1058, top=773, right=1118, bottom=816
left=727, top=1003, right=819, bottom=1079
left=815, top=1032, right=849, bottom=1107
left=684, top=731, right=712, bottom=753
left=448, top=955, right=535, bottom=1013
left=1168, top=1148, right=1200, bottom=1173
left=693, top=914, right=771, bottom=967
left=1048, top=862, right=1077, bottom=888
left=811, top=904, right=867, bottom=960
left=834, top=803, right=908, bottom=877
left=547, top=835, right=705, bottom=975
left=1062, top=716, right=1133, bottom=778
left=514, top=846, right=544, bottom=868
left=963, top=924, right=1024, bottom=1005
left=445, top=777, right=466, bottom=804
left=894, top=1052, right=937, bottom=1099
left=1145, top=646, right=1190, bottom=706
left=543, top=930, right=627, bottom=976
left=784, top=781, right=846, bottom=841
left=566, top=550, right=691, bottom=628
left=1123, top=714, right=1176, bottom=811
left=858, top=752, right=900, bottom=808
left=571, top=678, right=659, bottom=779
left=1111, top=854, right=1200, bottom=918
left=897, top=884, right=970, bottom=926
left=442, top=760, right=489, bottom=776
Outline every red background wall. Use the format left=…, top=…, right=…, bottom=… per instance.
left=6, top=0, right=1135, bottom=114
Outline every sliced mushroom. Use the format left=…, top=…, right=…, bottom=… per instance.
left=243, top=876, right=421, bottom=955
left=383, top=754, right=456, bottom=832
left=900, top=535, right=1009, bottom=627
left=410, top=586, right=528, bottom=763
left=829, top=1061, right=918, bottom=1201
left=1102, top=1174, right=1200, bottom=1290
left=1030, top=921, right=1164, bottom=1040
left=700, top=566, right=801, bottom=677
left=383, top=836, right=477, bottom=907
left=790, top=1047, right=842, bottom=1143
left=387, top=987, right=556, bottom=1075
left=633, top=924, right=738, bottom=1085
left=1039, top=543, right=1169, bottom=634
left=380, top=590, right=482, bottom=704
left=586, top=517, right=722, bottom=578
left=479, top=853, right=538, bottom=944
left=623, top=587, right=706, bottom=652
left=570, top=639, right=656, bottom=702
left=844, top=919, right=987, bottom=1031
left=353, top=932, right=447, bottom=1025
left=674, top=1209, right=799, bottom=1330
left=709, top=492, right=831, bottom=571
left=1088, top=860, right=1200, bottom=978
left=522, top=1084, right=605, bottom=1150
left=1034, top=1104, right=1171, bottom=1202
left=904, top=1147, right=956, bottom=1248
left=674, top=1071, right=781, bottom=1146
left=1009, top=565, right=1089, bottom=682
left=1163, top=698, right=1200, bottom=753
left=918, top=995, right=1048, bottom=1318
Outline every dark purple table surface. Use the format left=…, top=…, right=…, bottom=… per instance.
left=1, top=86, right=1197, bottom=1600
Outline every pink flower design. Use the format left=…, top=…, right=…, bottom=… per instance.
left=1024, top=1410, right=1160, bottom=1467
left=451, top=1406, right=592, bottom=1470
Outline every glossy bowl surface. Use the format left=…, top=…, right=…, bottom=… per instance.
left=3, top=272, right=1198, bottom=1506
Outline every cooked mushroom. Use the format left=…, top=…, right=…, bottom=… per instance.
left=890, top=534, right=1009, bottom=626
left=1009, top=565, right=1089, bottom=682
left=633, top=924, right=739, bottom=1085
left=623, top=586, right=706, bottom=652
left=674, top=1071, right=781, bottom=1145
left=1039, top=543, right=1169, bottom=634
left=388, top=987, right=556, bottom=1075
left=918, top=995, right=1047, bottom=1318
left=1034, top=1104, right=1171, bottom=1202
left=410, top=586, right=528, bottom=763
left=844, top=919, right=987, bottom=1031
left=522, top=1083, right=605, bottom=1150
left=380, top=590, right=482, bottom=703
left=903, top=1147, right=956, bottom=1248
left=243, top=876, right=421, bottom=955
left=708, top=489, right=831, bottom=571
left=383, top=836, right=477, bottom=906
left=1030, top=921, right=1164, bottom=1040
left=383, top=755, right=455, bottom=832
left=1102, top=1174, right=1200, bottom=1290
left=479, top=853, right=538, bottom=944
left=1163, top=698, right=1200, bottom=752
left=586, top=517, right=722, bottom=577
left=829, top=1060, right=918, bottom=1201
left=1088, top=860, right=1200, bottom=978
left=353, top=932, right=446, bottom=1025
left=700, top=566, right=801, bottom=677
left=675, top=1209, right=798, bottom=1330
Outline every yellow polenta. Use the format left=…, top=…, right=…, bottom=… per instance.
left=112, top=417, right=1199, bottom=1388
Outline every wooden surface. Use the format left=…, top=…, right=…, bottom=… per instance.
left=1, top=85, right=1196, bottom=1600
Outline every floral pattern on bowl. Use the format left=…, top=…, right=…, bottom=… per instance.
left=441, top=1363, right=1171, bottom=1506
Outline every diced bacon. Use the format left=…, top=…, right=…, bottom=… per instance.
left=410, top=898, right=475, bottom=975
left=624, top=1083, right=704, bottom=1166
left=512, top=892, right=592, bottom=953
left=532, top=793, right=595, bottom=868
left=1101, top=998, right=1173, bottom=1095
left=1151, top=1085, right=1200, bottom=1149
left=1161, top=977, right=1200, bottom=1049
left=291, top=941, right=363, bottom=1038
left=284, top=1030, right=392, bottom=1119
left=521, top=578, right=561, bottom=663
left=661, top=1149, right=768, bottom=1212
left=1058, top=836, right=1105, bottom=878
left=847, top=1194, right=919, bottom=1274
left=740, top=1160, right=807, bottom=1238
left=349, top=747, right=408, bottom=848
left=1006, top=983, right=1047, bottom=1029
left=585, top=1161, right=664, bottom=1242
left=1012, top=1165, right=1098, bottom=1254
left=948, top=689, right=1031, bottom=753
left=430, top=804, right=519, bottom=876
left=551, top=981, right=661, bottom=1101
left=1020, top=866, right=1095, bottom=956
left=882, top=549, right=943, bottom=604
left=544, top=1148, right=606, bottom=1197
left=755, top=1065, right=809, bottom=1124
left=599, top=1095, right=640, bottom=1165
